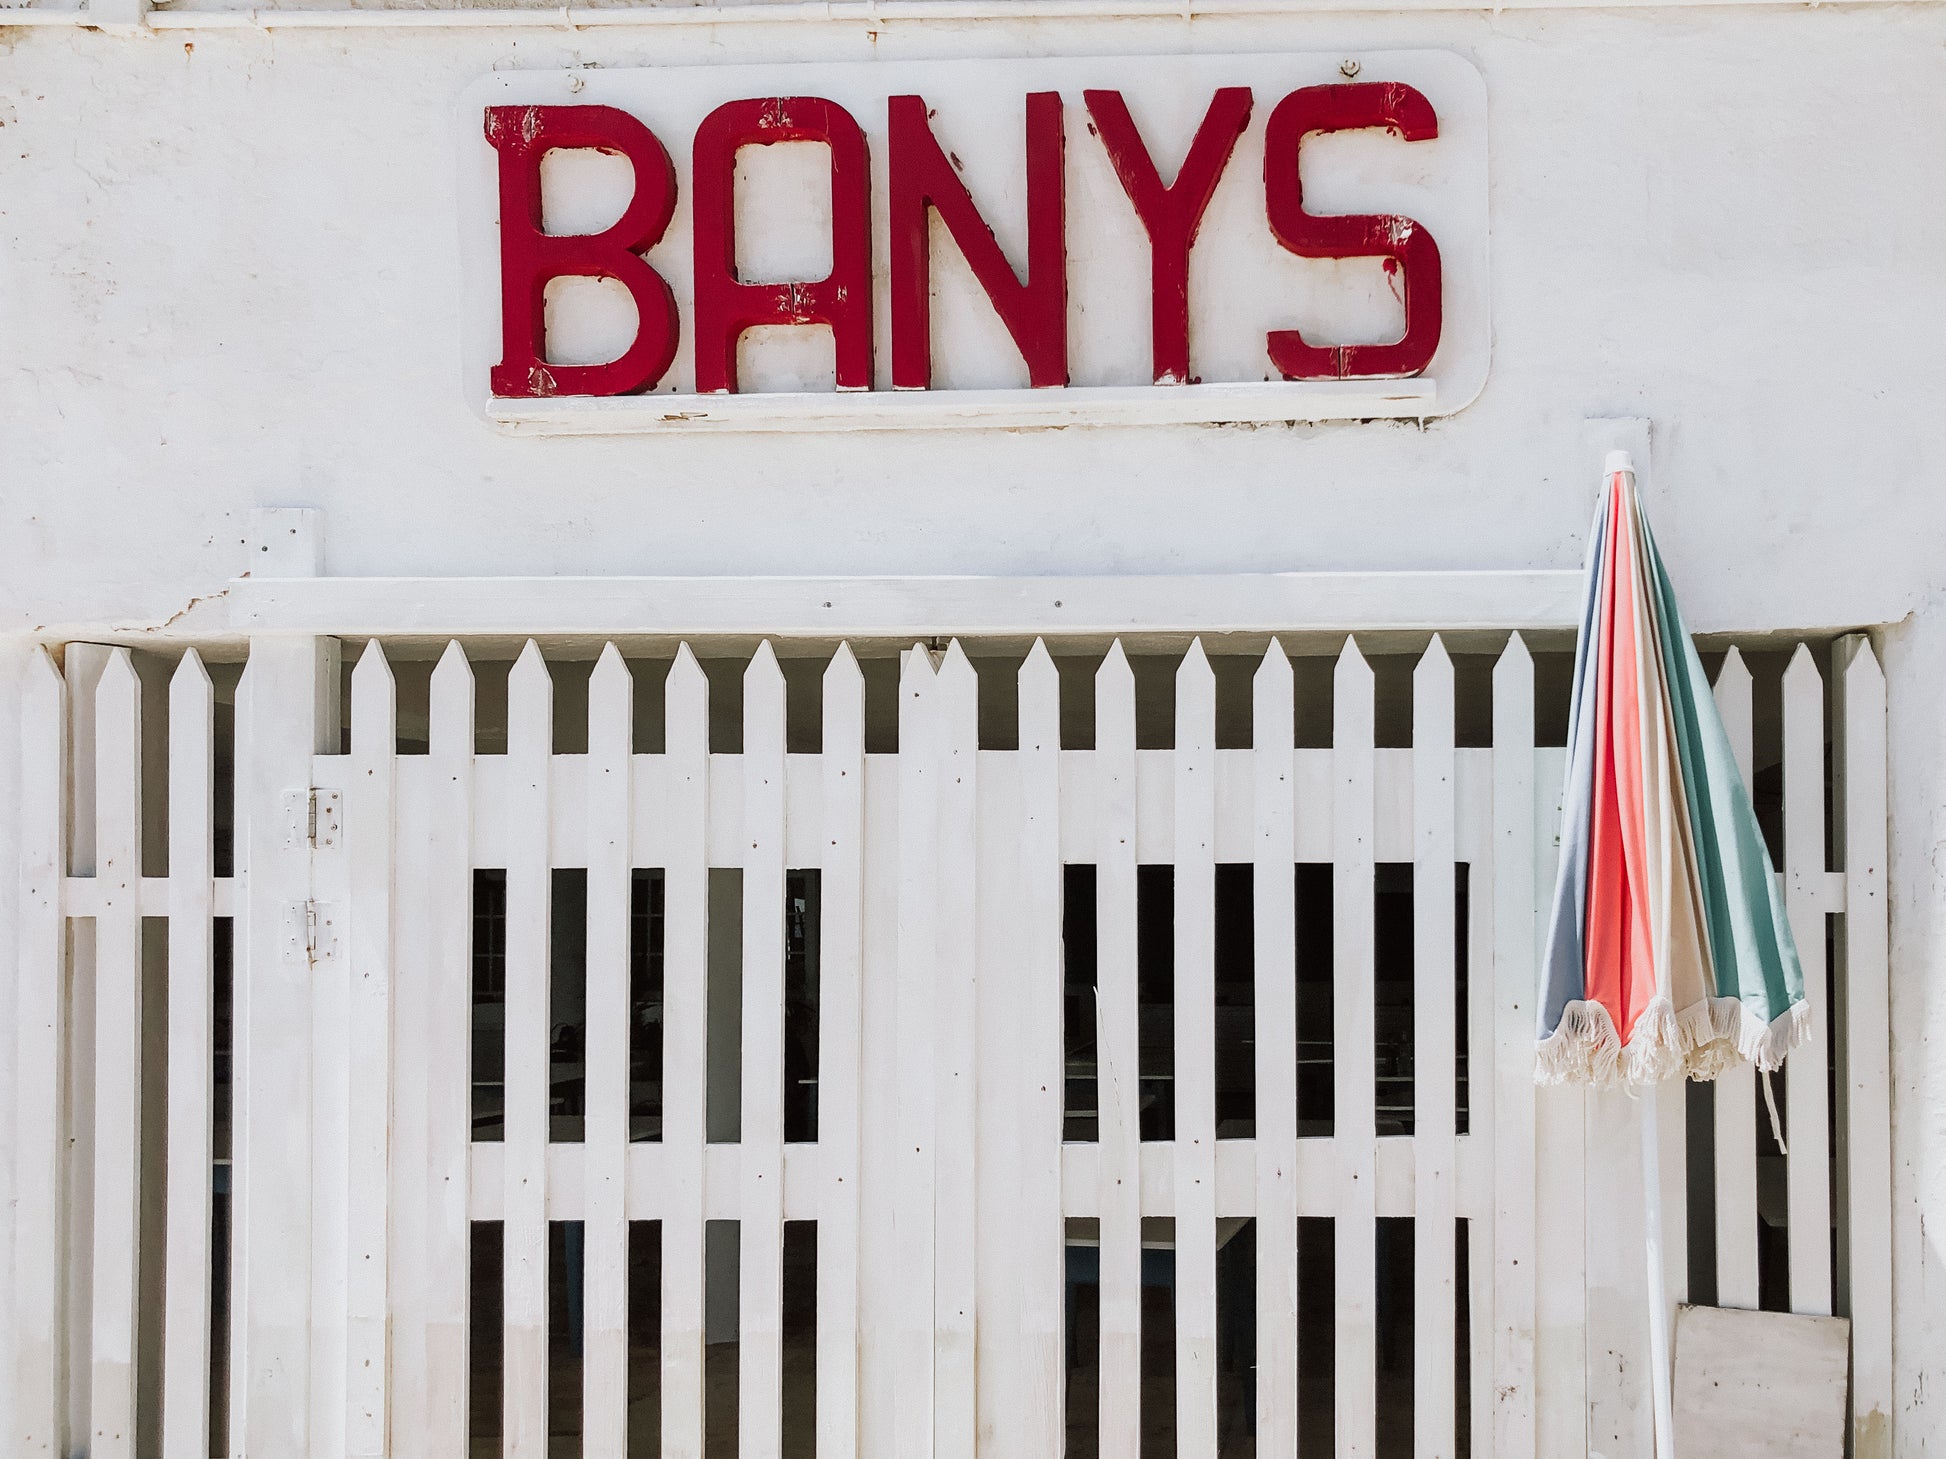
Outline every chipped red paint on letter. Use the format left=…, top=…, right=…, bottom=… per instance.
left=1262, top=82, right=1442, bottom=380
left=691, top=97, right=874, bottom=394
left=485, top=104, right=680, bottom=398
left=1085, top=87, right=1252, bottom=386
left=888, top=92, right=1068, bottom=390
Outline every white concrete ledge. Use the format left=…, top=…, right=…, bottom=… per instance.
left=486, top=380, right=1442, bottom=434
left=226, top=569, right=1588, bottom=640
left=2, top=0, right=1930, bottom=29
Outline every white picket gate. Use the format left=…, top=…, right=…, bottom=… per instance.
left=8, top=626, right=1893, bottom=1459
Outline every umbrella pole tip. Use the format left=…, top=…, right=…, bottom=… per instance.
left=1605, top=448, right=1636, bottom=477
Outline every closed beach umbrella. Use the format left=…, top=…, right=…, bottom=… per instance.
left=1536, top=451, right=1811, bottom=1453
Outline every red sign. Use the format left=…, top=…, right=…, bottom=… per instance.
left=461, top=56, right=1489, bottom=428
left=487, top=83, right=1444, bottom=399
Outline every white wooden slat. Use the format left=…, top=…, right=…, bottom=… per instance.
left=313, top=669, right=353, bottom=1459
left=974, top=688, right=1026, bottom=1450
left=1061, top=1132, right=1486, bottom=1225
left=227, top=659, right=251, bottom=1459
left=1173, top=643, right=1220, bottom=1459
left=1058, top=745, right=1487, bottom=876
left=480, top=1141, right=835, bottom=1224
left=1334, top=639, right=1378, bottom=1459
left=583, top=645, right=633, bottom=1459
left=1252, top=642, right=1299, bottom=1459
left=1710, top=648, right=1760, bottom=1312
left=1015, top=641, right=1066, bottom=1459
left=816, top=645, right=866, bottom=1459
left=162, top=651, right=217, bottom=1459
left=1782, top=646, right=1832, bottom=1317
left=1461, top=690, right=1495, bottom=1453
left=569, top=745, right=1509, bottom=877
left=345, top=645, right=396, bottom=1459
left=739, top=644, right=788, bottom=1459
left=14, top=649, right=68, bottom=1459
left=856, top=747, right=902, bottom=1459
left=661, top=645, right=710, bottom=1459
left=1531, top=753, right=1587, bottom=1459
left=1583, top=1086, right=1650, bottom=1459
left=1655, top=1067, right=1688, bottom=1308
left=237, top=638, right=340, bottom=1459
left=63, top=645, right=108, bottom=1457
left=58, top=875, right=237, bottom=918
left=425, top=642, right=476, bottom=1458
left=893, top=646, right=938, bottom=1459
left=65, top=645, right=110, bottom=1459
left=933, top=644, right=980, bottom=1458
left=1488, top=635, right=1537, bottom=1459
left=389, top=685, right=434, bottom=1458
left=1094, top=642, right=1144, bottom=1459
left=1832, top=635, right=1891, bottom=1458
left=1412, top=639, right=1458, bottom=1459
left=0, top=645, right=20, bottom=1459
left=501, top=643, right=553, bottom=1459
left=89, top=650, right=142, bottom=1459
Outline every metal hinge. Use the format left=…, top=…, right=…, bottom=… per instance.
left=283, top=787, right=342, bottom=850
left=284, top=900, right=341, bottom=968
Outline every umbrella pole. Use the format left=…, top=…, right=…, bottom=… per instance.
left=1639, top=1092, right=1678, bottom=1456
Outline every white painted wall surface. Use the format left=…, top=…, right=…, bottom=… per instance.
left=2, top=5, right=1945, bottom=1454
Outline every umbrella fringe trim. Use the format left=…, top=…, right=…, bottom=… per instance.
left=1535, top=995, right=1812, bottom=1088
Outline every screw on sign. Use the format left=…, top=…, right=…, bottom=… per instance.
left=483, top=81, right=1445, bottom=398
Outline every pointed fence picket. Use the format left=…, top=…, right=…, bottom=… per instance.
left=89, top=652, right=142, bottom=1459
left=162, top=652, right=216, bottom=1459
left=582, top=645, right=632, bottom=1459
left=1489, top=634, right=1539, bottom=1459
left=345, top=644, right=394, bottom=1459
left=1091, top=642, right=1145, bottom=1459
left=1833, top=635, right=1893, bottom=1458
left=933, top=645, right=980, bottom=1459
left=894, top=646, right=940, bottom=1459
left=660, top=647, right=711, bottom=1459
left=1252, top=642, right=1299, bottom=1459
left=1412, top=639, right=1458, bottom=1459
left=740, top=645, right=787, bottom=1459
left=1014, top=644, right=1066, bottom=1459
left=14, top=650, right=68, bottom=1459
left=5, top=630, right=1893, bottom=1459
left=816, top=646, right=867, bottom=1459
left=1710, top=648, right=1762, bottom=1313
left=1334, top=642, right=1380, bottom=1459
left=424, top=643, right=475, bottom=1458
left=1782, top=647, right=1834, bottom=1319
left=1173, top=644, right=1220, bottom=1459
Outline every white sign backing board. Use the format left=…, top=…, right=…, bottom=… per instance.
left=458, top=52, right=1489, bottom=433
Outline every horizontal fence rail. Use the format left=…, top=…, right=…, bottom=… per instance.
left=7, top=630, right=1894, bottom=1459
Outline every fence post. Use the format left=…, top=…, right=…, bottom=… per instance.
left=345, top=643, right=396, bottom=1459
left=235, top=633, right=340, bottom=1459
left=1252, top=641, right=1299, bottom=1458
left=1710, top=649, right=1761, bottom=1312
left=11, top=646, right=69, bottom=1459
left=1782, top=646, right=1833, bottom=1317
left=1489, top=633, right=1538, bottom=1459
left=1833, top=634, right=1892, bottom=1457
left=893, top=646, right=939, bottom=1459
left=1413, top=637, right=1458, bottom=1459
left=1333, top=639, right=1379, bottom=1456
left=0, top=642, right=31, bottom=1459
left=1173, top=643, right=1219, bottom=1459
left=1092, top=643, right=1143, bottom=1459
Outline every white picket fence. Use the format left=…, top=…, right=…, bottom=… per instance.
left=8, top=629, right=1893, bottom=1459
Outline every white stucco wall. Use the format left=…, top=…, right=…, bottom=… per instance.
left=3, top=2, right=1944, bottom=1451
